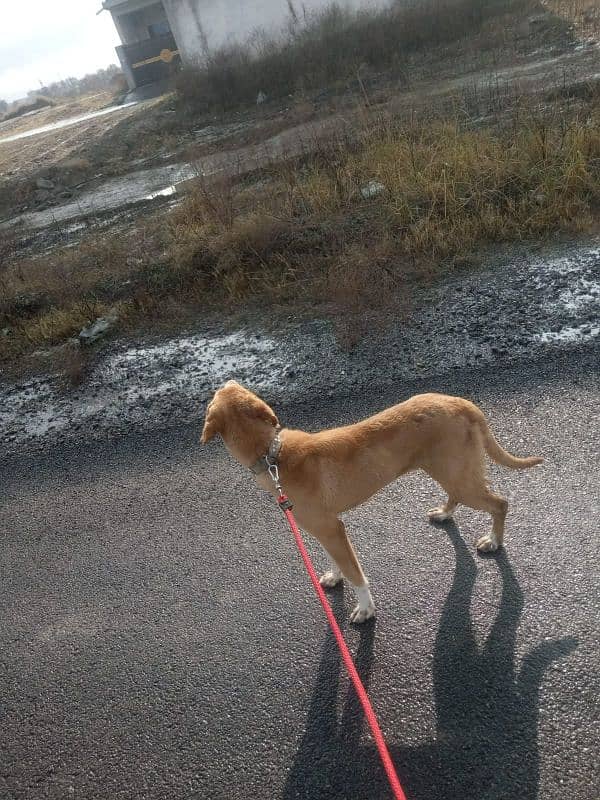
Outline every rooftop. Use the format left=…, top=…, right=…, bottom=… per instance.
left=102, top=0, right=159, bottom=10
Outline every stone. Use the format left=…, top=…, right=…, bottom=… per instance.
left=360, top=180, right=385, bottom=200
left=35, top=177, right=55, bottom=190
left=79, top=312, right=118, bottom=345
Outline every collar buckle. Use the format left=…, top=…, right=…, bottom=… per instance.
left=249, top=433, right=282, bottom=477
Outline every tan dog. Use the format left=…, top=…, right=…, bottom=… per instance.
left=201, top=381, right=542, bottom=623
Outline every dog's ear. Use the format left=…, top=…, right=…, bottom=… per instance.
left=200, top=400, right=222, bottom=443
left=250, top=396, right=279, bottom=428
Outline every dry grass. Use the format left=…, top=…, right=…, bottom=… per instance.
left=2, top=93, right=600, bottom=361
left=543, top=0, right=600, bottom=36
left=1, top=95, right=55, bottom=122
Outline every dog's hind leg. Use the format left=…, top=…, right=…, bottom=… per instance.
left=434, top=472, right=507, bottom=552
left=463, top=488, right=508, bottom=553
left=298, top=512, right=375, bottom=624
left=424, top=425, right=508, bottom=552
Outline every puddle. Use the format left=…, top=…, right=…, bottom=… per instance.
left=2, top=162, right=199, bottom=230
left=0, top=102, right=138, bottom=145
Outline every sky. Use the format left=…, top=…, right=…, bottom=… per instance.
left=0, top=1, right=121, bottom=102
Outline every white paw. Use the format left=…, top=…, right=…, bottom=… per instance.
left=428, top=506, right=454, bottom=523
left=476, top=534, right=499, bottom=553
left=319, top=570, right=343, bottom=588
left=350, top=602, right=376, bottom=624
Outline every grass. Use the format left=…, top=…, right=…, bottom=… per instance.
left=2, top=92, right=599, bottom=361
left=175, top=0, right=525, bottom=113
left=543, top=0, right=600, bottom=36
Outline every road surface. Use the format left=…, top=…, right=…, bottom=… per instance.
left=1, top=347, right=598, bottom=799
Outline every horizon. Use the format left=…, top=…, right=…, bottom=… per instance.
left=0, top=0, right=121, bottom=103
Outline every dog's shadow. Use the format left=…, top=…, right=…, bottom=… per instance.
left=283, top=523, right=577, bottom=800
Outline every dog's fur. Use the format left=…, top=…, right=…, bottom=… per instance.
left=201, top=381, right=542, bottom=622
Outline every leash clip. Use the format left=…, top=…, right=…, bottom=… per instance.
left=266, top=457, right=281, bottom=491
left=266, top=456, right=294, bottom=511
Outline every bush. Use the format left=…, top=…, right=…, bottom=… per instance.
left=175, top=0, right=521, bottom=112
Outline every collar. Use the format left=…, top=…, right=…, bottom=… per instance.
left=249, top=433, right=282, bottom=475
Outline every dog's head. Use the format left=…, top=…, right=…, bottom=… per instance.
left=201, top=380, right=279, bottom=444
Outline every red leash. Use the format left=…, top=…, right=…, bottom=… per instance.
left=277, top=493, right=407, bottom=800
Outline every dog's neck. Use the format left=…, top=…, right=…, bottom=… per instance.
left=223, top=424, right=281, bottom=469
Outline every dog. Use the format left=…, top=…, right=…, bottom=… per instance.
left=201, top=381, right=542, bottom=623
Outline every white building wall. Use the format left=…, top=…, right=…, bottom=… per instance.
left=163, top=0, right=385, bottom=63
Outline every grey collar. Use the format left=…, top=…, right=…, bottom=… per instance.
left=249, top=433, right=282, bottom=475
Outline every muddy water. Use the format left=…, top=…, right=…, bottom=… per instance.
left=5, top=162, right=198, bottom=229
left=1, top=239, right=598, bottom=450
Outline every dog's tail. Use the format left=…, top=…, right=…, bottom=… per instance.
left=479, top=420, right=544, bottom=470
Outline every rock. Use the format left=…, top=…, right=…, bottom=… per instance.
left=256, top=90, right=268, bottom=105
left=79, top=312, right=118, bottom=345
left=360, top=180, right=385, bottom=200
left=35, top=177, right=55, bottom=190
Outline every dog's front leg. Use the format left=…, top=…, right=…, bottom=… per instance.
left=319, top=560, right=343, bottom=588
left=301, top=514, right=375, bottom=623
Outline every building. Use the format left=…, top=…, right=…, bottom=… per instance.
left=102, top=0, right=372, bottom=91
left=101, top=1, right=182, bottom=90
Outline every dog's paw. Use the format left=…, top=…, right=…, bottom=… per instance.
left=319, top=570, right=343, bottom=589
left=476, top=534, right=500, bottom=553
left=350, top=602, right=376, bottom=624
left=428, top=506, right=454, bottom=523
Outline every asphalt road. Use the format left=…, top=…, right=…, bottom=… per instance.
left=1, top=348, right=599, bottom=800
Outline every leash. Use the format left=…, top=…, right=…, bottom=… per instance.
left=267, top=463, right=407, bottom=800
